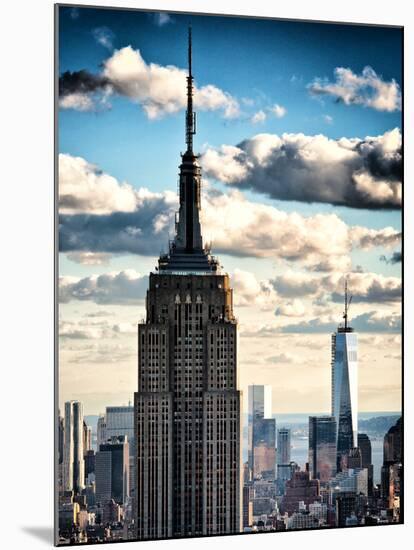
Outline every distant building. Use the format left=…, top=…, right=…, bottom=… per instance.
left=381, top=417, right=402, bottom=511
left=287, top=511, right=319, bottom=530
left=104, top=406, right=135, bottom=499
left=308, top=416, right=337, bottom=482
left=83, top=421, right=92, bottom=453
left=357, top=433, right=374, bottom=495
left=242, top=485, right=253, bottom=528
left=95, top=436, right=129, bottom=506
left=335, top=492, right=357, bottom=527
left=330, top=468, right=368, bottom=496
left=280, top=470, right=320, bottom=515
left=84, top=449, right=95, bottom=478
left=277, top=427, right=291, bottom=466
left=346, top=447, right=362, bottom=469
left=102, top=498, right=121, bottom=525
left=63, top=401, right=85, bottom=494
left=331, top=282, right=358, bottom=468
left=248, top=385, right=276, bottom=479
left=97, top=415, right=107, bottom=448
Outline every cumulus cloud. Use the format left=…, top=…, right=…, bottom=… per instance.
left=231, top=269, right=276, bottom=308
left=59, top=154, right=401, bottom=269
left=59, top=270, right=148, bottom=305
left=270, top=103, right=286, bottom=118
left=251, top=110, right=266, bottom=124
left=308, top=66, right=401, bottom=112
left=281, top=310, right=401, bottom=333
left=201, top=128, right=402, bottom=209
left=350, top=226, right=401, bottom=250
left=59, top=46, right=240, bottom=119
left=58, top=153, right=174, bottom=215
left=275, top=299, right=306, bottom=317
left=271, top=271, right=401, bottom=304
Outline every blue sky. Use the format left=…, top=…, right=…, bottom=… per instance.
left=57, top=6, right=402, bottom=415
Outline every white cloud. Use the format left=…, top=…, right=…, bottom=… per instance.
left=270, top=103, right=286, bottom=118
left=58, top=153, right=177, bottom=216
left=59, top=270, right=148, bottom=305
left=59, top=46, right=240, bottom=120
left=275, top=299, right=306, bottom=317
left=308, top=66, right=401, bottom=112
left=201, top=129, right=402, bottom=209
left=231, top=269, right=276, bottom=308
left=251, top=110, right=266, bottom=124
left=66, top=252, right=113, bottom=265
left=59, top=93, right=95, bottom=112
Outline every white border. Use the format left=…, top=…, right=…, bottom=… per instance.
left=1, top=1, right=411, bottom=549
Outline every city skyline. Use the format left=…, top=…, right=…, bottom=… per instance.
left=58, top=6, right=402, bottom=417
left=56, top=6, right=402, bottom=543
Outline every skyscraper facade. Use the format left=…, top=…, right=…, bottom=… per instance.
left=248, top=385, right=275, bottom=479
left=134, top=29, right=242, bottom=540
left=95, top=435, right=130, bottom=507
left=63, top=400, right=85, bottom=494
left=331, top=283, right=358, bottom=467
left=276, top=427, right=291, bottom=492
left=277, top=427, right=291, bottom=466
left=308, top=416, right=337, bottom=482
left=357, top=433, right=374, bottom=496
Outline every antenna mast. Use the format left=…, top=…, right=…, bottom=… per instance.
left=185, top=26, right=196, bottom=153
left=343, top=277, right=353, bottom=330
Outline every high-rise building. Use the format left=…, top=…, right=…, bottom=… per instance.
left=335, top=492, right=357, bottom=527
left=97, top=415, right=107, bottom=449
left=308, top=416, right=337, bottom=482
left=63, top=401, right=85, bottom=494
left=134, top=29, right=242, bottom=540
left=277, top=427, right=291, bottom=466
left=331, top=281, right=358, bottom=467
left=248, top=385, right=275, bottom=479
left=104, top=406, right=135, bottom=499
left=95, top=436, right=129, bottom=507
left=276, top=427, right=291, bottom=493
left=346, top=447, right=362, bottom=469
left=83, top=421, right=92, bottom=453
left=381, top=417, right=402, bottom=506
left=106, top=406, right=134, bottom=441
left=357, top=433, right=374, bottom=496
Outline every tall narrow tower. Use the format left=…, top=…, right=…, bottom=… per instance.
left=331, top=279, right=358, bottom=470
left=134, top=29, right=242, bottom=540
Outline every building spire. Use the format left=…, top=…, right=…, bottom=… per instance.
left=343, top=277, right=353, bottom=330
left=185, top=26, right=196, bottom=153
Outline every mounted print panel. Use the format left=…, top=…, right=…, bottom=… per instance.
left=55, top=4, right=403, bottom=546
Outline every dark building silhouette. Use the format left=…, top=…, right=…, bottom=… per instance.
left=84, top=449, right=95, bottom=478
left=96, top=436, right=129, bottom=507
left=335, top=492, right=357, bottom=527
left=134, top=28, right=242, bottom=540
left=346, top=447, right=362, bottom=469
left=381, top=417, right=402, bottom=509
left=357, top=433, right=374, bottom=496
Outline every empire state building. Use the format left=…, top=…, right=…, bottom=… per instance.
left=134, top=29, right=242, bottom=540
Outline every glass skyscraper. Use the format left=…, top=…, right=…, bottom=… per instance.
left=331, top=285, right=358, bottom=467
left=248, top=385, right=275, bottom=479
left=308, top=416, right=337, bottom=482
